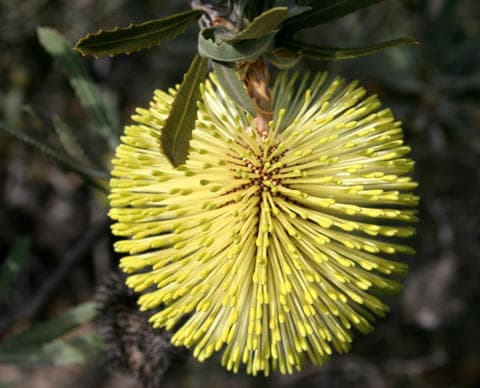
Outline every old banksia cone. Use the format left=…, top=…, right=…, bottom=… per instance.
left=109, top=71, right=418, bottom=376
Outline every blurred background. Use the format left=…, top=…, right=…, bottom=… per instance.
left=0, top=0, right=479, bottom=387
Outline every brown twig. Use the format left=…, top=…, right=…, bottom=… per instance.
left=0, top=217, right=110, bottom=334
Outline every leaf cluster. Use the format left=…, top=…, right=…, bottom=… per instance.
left=73, top=0, right=418, bottom=166
left=0, top=27, right=117, bottom=192
left=0, top=303, right=100, bottom=366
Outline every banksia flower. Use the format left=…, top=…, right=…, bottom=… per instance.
left=109, top=71, right=418, bottom=376
left=96, top=273, right=188, bottom=387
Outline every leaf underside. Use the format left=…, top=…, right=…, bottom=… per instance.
left=232, top=7, right=290, bottom=41
left=211, top=61, right=256, bottom=115
left=198, top=28, right=276, bottom=62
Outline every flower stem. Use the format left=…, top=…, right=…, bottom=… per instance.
left=241, top=57, right=273, bottom=137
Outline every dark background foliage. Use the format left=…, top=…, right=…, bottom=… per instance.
left=0, top=0, right=479, bottom=387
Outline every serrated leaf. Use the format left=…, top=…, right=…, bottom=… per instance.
left=161, top=55, right=208, bottom=167
left=0, top=335, right=101, bottom=366
left=0, top=121, right=109, bottom=191
left=278, top=36, right=419, bottom=60
left=266, top=48, right=302, bottom=69
left=0, top=302, right=97, bottom=352
left=37, top=27, right=116, bottom=149
left=198, top=28, right=276, bottom=62
left=211, top=61, right=255, bottom=114
left=231, top=7, right=289, bottom=41
left=0, top=237, right=30, bottom=302
left=74, top=9, right=203, bottom=57
left=282, top=0, right=385, bottom=31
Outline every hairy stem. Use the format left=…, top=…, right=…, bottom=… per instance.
left=241, top=57, right=273, bottom=137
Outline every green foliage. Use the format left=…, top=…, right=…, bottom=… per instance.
left=0, top=121, right=108, bottom=191
left=0, top=303, right=99, bottom=366
left=37, top=27, right=116, bottom=149
left=0, top=28, right=117, bottom=192
left=74, top=9, right=203, bottom=58
left=52, top=115, right=92, bottom=166
left=211, top=61, right=256, bottom=114
left=198, top=28, right=276, bottom=62
left=0, top=237, right=30, bottom=302
left=282, top=0, right=385, bottom=31
left=0, top=336, right=101, bottom=366
left=231, top=7, right=289, bottom=41
left=279, top=36, right=419, bottom=60
left=0, top=303, right=97, bottom=350
left=69, top=1, right=417, bottom=164
left=266, top=48, right=302, bottom=69
left=161, top=55, right=209, bottom=167
left=0, top=382, right=16, bottom=388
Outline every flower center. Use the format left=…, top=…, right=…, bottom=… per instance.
left=231, top=138, right=286, bottom=197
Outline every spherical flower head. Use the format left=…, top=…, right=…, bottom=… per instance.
left=109, top=71, right=418, bottom=376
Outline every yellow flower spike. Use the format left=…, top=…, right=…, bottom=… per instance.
left=109, top=71, right=417, bottom=376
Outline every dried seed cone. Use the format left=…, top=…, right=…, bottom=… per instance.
left=109, top=71, right=418, bottom=376
left=95, top=273, right=187, bottom=387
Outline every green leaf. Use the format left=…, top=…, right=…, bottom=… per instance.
left=0, top=302, right=97, bottom=352
left=278, top=36, right=419, bottom=60
left=266, top=48, right=302, bottom=69
left=273, top=0, right=311, bottom=17
left=74, top=9, right=203, bottom=57
left=37, top=27, right=116, bottom=149
left=0, top=335, right=102, bottom=366
left=0, top=237, right=30, bottom=302
left=211, top=61, right=255, bottom=114
left=0, top=121, right=109, bottom=191
left=0, top=381, right=17, bottom=388
left=52, top=115, right=92, bottom=166
left=198, top=28, right=276, bottom=62
left=282, top=0, right=385, bottom=31
left=232, top=7, right=289, bottom=41
left=161, top=55, right=208, bottom=167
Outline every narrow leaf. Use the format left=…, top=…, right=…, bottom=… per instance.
left=232, top=7, right=289, bottom=41
left=211, top=61, right=255, bottom=114
left=161, top=55, right=208, bottom=167
left=0, top=237, right=30, bottom=301
left=40, top=335, right=102, bottom=366
left=283, top=0, right=385, bottom=31
left=0, top=335, right=101, bottom=366
left=0, top=302, right=97, bottom=351
left=37, top=27, right=116, bottom=149
left=0, top=381, right=16, bottom=388
left=198, top=28, right=275, bottom=62
left=52, top=115, right=92, bottom=166
left=273, top=0, right=311, bottom=18
left=74, top=9, right=203, bottom=57
left=0, top=121, right=109, bottom=191
left=278, top=36, right=419, bottom=60
left=266, top=48, right=302, bottom=69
